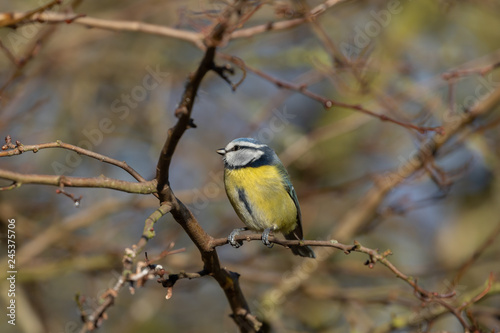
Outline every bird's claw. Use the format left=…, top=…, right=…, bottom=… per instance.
left=262, top=228, right=274, bottom=248
left=228, top=228, right=247, bottom=248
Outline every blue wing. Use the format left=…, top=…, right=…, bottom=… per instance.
left=277, top=162, right=315, bottom=258
left=276, top=163, right=303, bottom=239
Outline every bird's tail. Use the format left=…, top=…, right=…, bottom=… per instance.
left=284, top=232, right=316, bottom=258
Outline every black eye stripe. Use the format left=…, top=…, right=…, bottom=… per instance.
left=229, top=144, right=263, bottom=152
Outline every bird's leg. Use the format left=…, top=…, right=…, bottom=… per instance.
left=228, top=227, right=248, bottom=248
left=262, top=228, right=274, bottom=248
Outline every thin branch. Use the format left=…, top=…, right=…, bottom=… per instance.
left=220, top=53, right=444, bottom=134
left=0, top=168, right=156, bottom=194
left=332, top=100, right=444, bottom=134
left=0, top=25, right=55, bottom=96
left=2, top=0, right=348, bottom=49
left=1, top=11, right=204, bottom=48
left=334, top=83, right=500, bottom=241
left=297, top=0, right=366, bottom=86
left=458, top=273, right=495, bottom=312
left=372, top=278, right=500, bottom=333
left=0, top=0, right=62, bottom=27
left=79, top=258, right=174, bottom=332
left=79, top=275, right=125, bottom=332
left=79, top=205, right=174, bottom=332
left=256, top=74, right=500, bottom=325
left=431, top=297, right=471, bottom=331
left=0, top=41, right=18, bottom=66
left=442, top=60, right=500, bottom=80
left=141, top=204, right=173, bottom=242
left=230, top=0, right=349, bottom=39
left=451, top=220, right=500, bottom=288
left=1, top=139, right=147, bottom=182
left=211, top=235, right=456, bottom=300
left=55, top=187, right=82, bottom=206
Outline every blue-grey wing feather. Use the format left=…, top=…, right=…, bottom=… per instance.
left=276, top=163, right=304, bottom=239
left=276, top=161, right=316, bottom=258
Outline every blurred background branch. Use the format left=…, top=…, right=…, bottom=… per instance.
left=1, top=0, right=500, bottom=332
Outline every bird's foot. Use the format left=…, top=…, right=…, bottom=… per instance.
left=228, top=227, right=248, bottom=248
left=262, top=228, right=274, bottom=248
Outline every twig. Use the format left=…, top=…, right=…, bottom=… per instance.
left=79, top=275, right=124, bottom=332
left=0, top=26, right=54, bottom=96
left=459, top=273, right=495, bottom=312
left=0, top=168, right=157, bottom=194
left=219, top=53, right=444, bottom=134
left=141, top=204, right=173, bottom=241
left=79, top=206, right=176, bottom=332
left=452, top=221, right=500, bottom=288
left=79, top=265, right=163, bottom=331
left=0, top=41, right=18, bottom=66
left=55, top=187, right=82, bottom=207
left=0, top=0, right=62, bottom=28
left=372, top=280, right=500, bottom=333
left=230, top=0, right=349, bottom=39
left=1, top=11, right=204, bottom=48
left=1, top=139, right=147, bottom=182
left=0, top=1, right=349, bottom=58
left=211, top=234, right=456, bottom=300
left=442, top=60, right=500, bottom=80
left=257, top=80, right=500, bottom=325
left=431, top=297, right=471, bottom=331
left=332, top=100, right=444, bottom=134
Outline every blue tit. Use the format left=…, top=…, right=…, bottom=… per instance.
left=217, top=138, right=315, bottom=258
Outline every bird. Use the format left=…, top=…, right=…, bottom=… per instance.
left=217, top=137, right=315, bottom=258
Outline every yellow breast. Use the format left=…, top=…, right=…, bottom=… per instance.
left=224, top=165, right=297, bottom=234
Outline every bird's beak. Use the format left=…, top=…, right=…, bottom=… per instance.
left=216, top=148, right=226, bottom=156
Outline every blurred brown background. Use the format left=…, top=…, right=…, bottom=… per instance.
left=1, top=0, right=500, bottom=332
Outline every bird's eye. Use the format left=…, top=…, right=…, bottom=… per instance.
left=233, top=145, right=240, bottom=151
